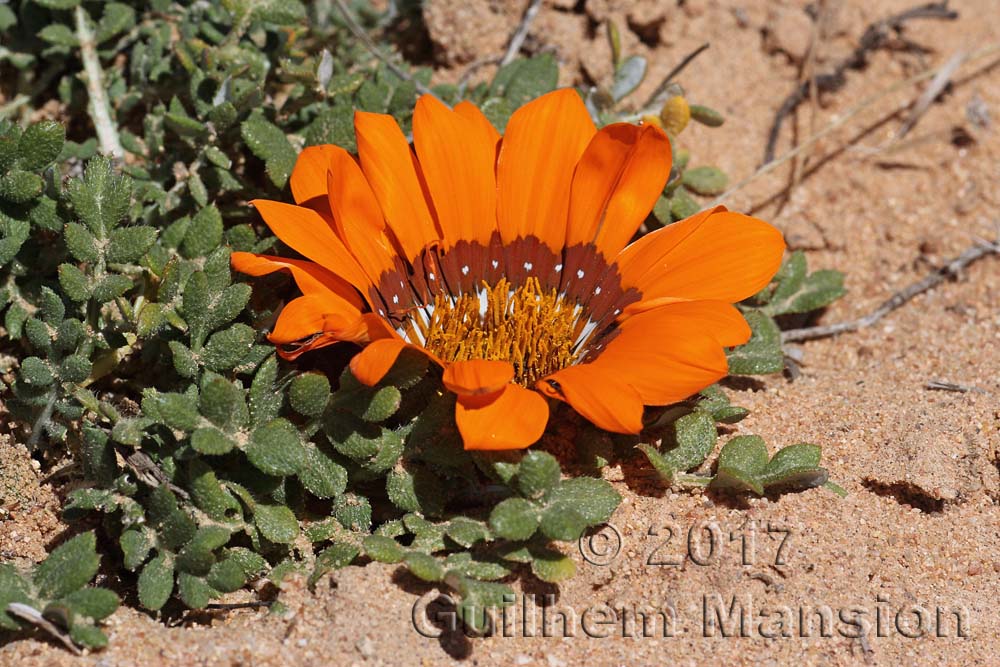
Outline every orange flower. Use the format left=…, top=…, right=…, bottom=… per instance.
left=232, top=90, right=785, bottom=451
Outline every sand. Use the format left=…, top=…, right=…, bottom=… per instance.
left=2, top=0, right=999, bottom=665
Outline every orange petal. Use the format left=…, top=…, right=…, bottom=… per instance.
left=250, top=199, right=371, bottom=294
left=455, top=384, right=549, bottom=450
left=325, top=151, right=397, bottom=283
left=354, top=111, right=441, bottom=260
left=442, top=359, right=515, bottom=397
left=496, top=89, right=596, bottom=251
left=269, top=295, right=365, bottom=344
left=290, top=145, right=338, bottom=205
left=349, top=338, right=409, bottom=386
left=230, top=252, right=364, bottom=312
left=616, top=206, right=786, bottom=303
left=537, top=364, right=644, bottom=434
left=412, top=95, right=498, bottom=247
left=454, top=101, right=501, bottom=144
left=586, top=300, right=742, bottom=405
left=567, top=123, right=672, bottom=258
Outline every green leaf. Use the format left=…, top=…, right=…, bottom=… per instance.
left=514, top=450, right=561, bottom=499
left=362, top=535, right=405, bottom=564
left=91, top=273, right=133, bottom=302
left=488, top=498, right=539, bottom=541
left=689, top=104, right=725, bottom=127
left=726, top=311, right=784, bottom=375
left=538, top=503, right=588, bottom=541
left=610, top=55, right=647, bottom=102
left=404, top=552, right=444, bottom=582
left=764, top=257, right=846, bottom=316
left=107, top=226, right=157, bottom=264
left=670, top=188, right=700, bottom=221
left=61, top=588, right=119, bottom=621
left=17, top=120, right=65, bottom=169
left=206, top=558, right=246, bottom=593
left=34, top=532, right=100, bottom=599
left=247, top=418, right=306, bottom=476
left=96, top=2, right=135, bottom=43
left=199, top=377, right=247, bottom=429
left=543, top=477, right=620, bottom=525
left=202, top=323, right=255, bottom=371
left=120, top=528, right=153, bottom=571
left=180, top=205, right=223, bottom=258
left=38, top=23, right=78, bottom=47
left=66, top=156, right=132, bottom=237
left=68, top=624, right=108, bottom=649
left=58, top=264, right=91, bottom=301
left=682, top=166, right=728, bottom=196
left=20, top=357, right=54, bottom=386
left=444, top=552, right=511, bottom=581
left=241, top=111, right=296, bottom=188
left=177, top=572, right=217, bottom=609
left=298, top=445, right=348, bottom=499
left=491, top=54, right=559, bottom=107
left=289, top=373, right=331, bottom=417
left=663, top=410, right=717, bottom=472
left=138, top=554, right=174, bottom=610
left=249, top=355, right=282, bottom=427
left=760, top=443, right=827, bottom=489
left=191, top=427, right=236, bottom=456
left=0, top=565, right=32, bottom=630
left=0, top=170, right=44, bottom=203
left=254, top=504, right=299, bottom=544
left=529, top=547, right=576, bottom=583
left=711, top=435, right=769, bottom=495
left=445, top=518, right=491, bottom=548
left=168, top=341, right=199, bottom=378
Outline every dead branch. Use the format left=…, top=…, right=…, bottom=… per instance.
left=781, top=239, right=999, bottom=343
left=501, top=0, right=543, bottom=66
left=763, top=1, right=958, bottom=164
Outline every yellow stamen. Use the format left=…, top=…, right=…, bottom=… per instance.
left=422, top=278, right=581, bottom=386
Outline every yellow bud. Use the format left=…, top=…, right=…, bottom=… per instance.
left=641, top=114, right=662, bottom=128
left=659, top=95, right=691, bottom=136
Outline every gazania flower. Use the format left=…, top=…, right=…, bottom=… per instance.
left=232, top=89, right=785, bottom=450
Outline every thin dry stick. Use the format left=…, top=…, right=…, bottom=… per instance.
left=892, top=48, right=968, bottom=141
left=501, top=0, right=543, bottom=66
left=708, top=41, right=1000, bottom=207
left=332, top=0, right=437, bottom=99
left=642, top=43, right=711, bottom=108
left=781, top=239, right=999, bottom=343
left=6, top=603, right=82, bottom=655
left=74, top=6, right=124, bottom=159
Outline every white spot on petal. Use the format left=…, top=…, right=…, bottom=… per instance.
left=555, top=263, right=563, bottom=272
left=523, top=262, right=533, bottom=271
left=462, top=265, right=470, bottom=275
left=594, top=286, right=602, bottom=295
left=392, top=295, right=399, bottom=304
left=491, top=260, right=499, bottom=269
left=577, top=269, right=585, bottom=279
left=428, top=272, right=436, bottom=281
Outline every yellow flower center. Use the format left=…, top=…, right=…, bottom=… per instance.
left=421, top=277, right=582, bottom=386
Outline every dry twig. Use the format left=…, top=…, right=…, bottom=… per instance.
left=331, top=0, right=437, bottom=99
left=762, top=1, right=958, bottom=164
left=709, top=41, right=1000, bottom=206
left=74, top=6, right=124, bottom=159
left=501, top=0, right=543, bottom=66
left=781, top=239, right=999, bottom=343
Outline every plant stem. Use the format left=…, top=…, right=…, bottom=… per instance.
left=74, top=6, right=124, bottom=159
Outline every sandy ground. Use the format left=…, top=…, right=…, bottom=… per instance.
left=2, top=0, right=999, bottom=665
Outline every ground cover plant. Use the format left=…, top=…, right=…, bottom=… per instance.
left=0, top=0, right=850, bottom=650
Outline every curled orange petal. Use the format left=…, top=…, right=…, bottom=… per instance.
left=455, top=384, right=549, bottom=450
left=442, top=359, right=515, bottom=397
